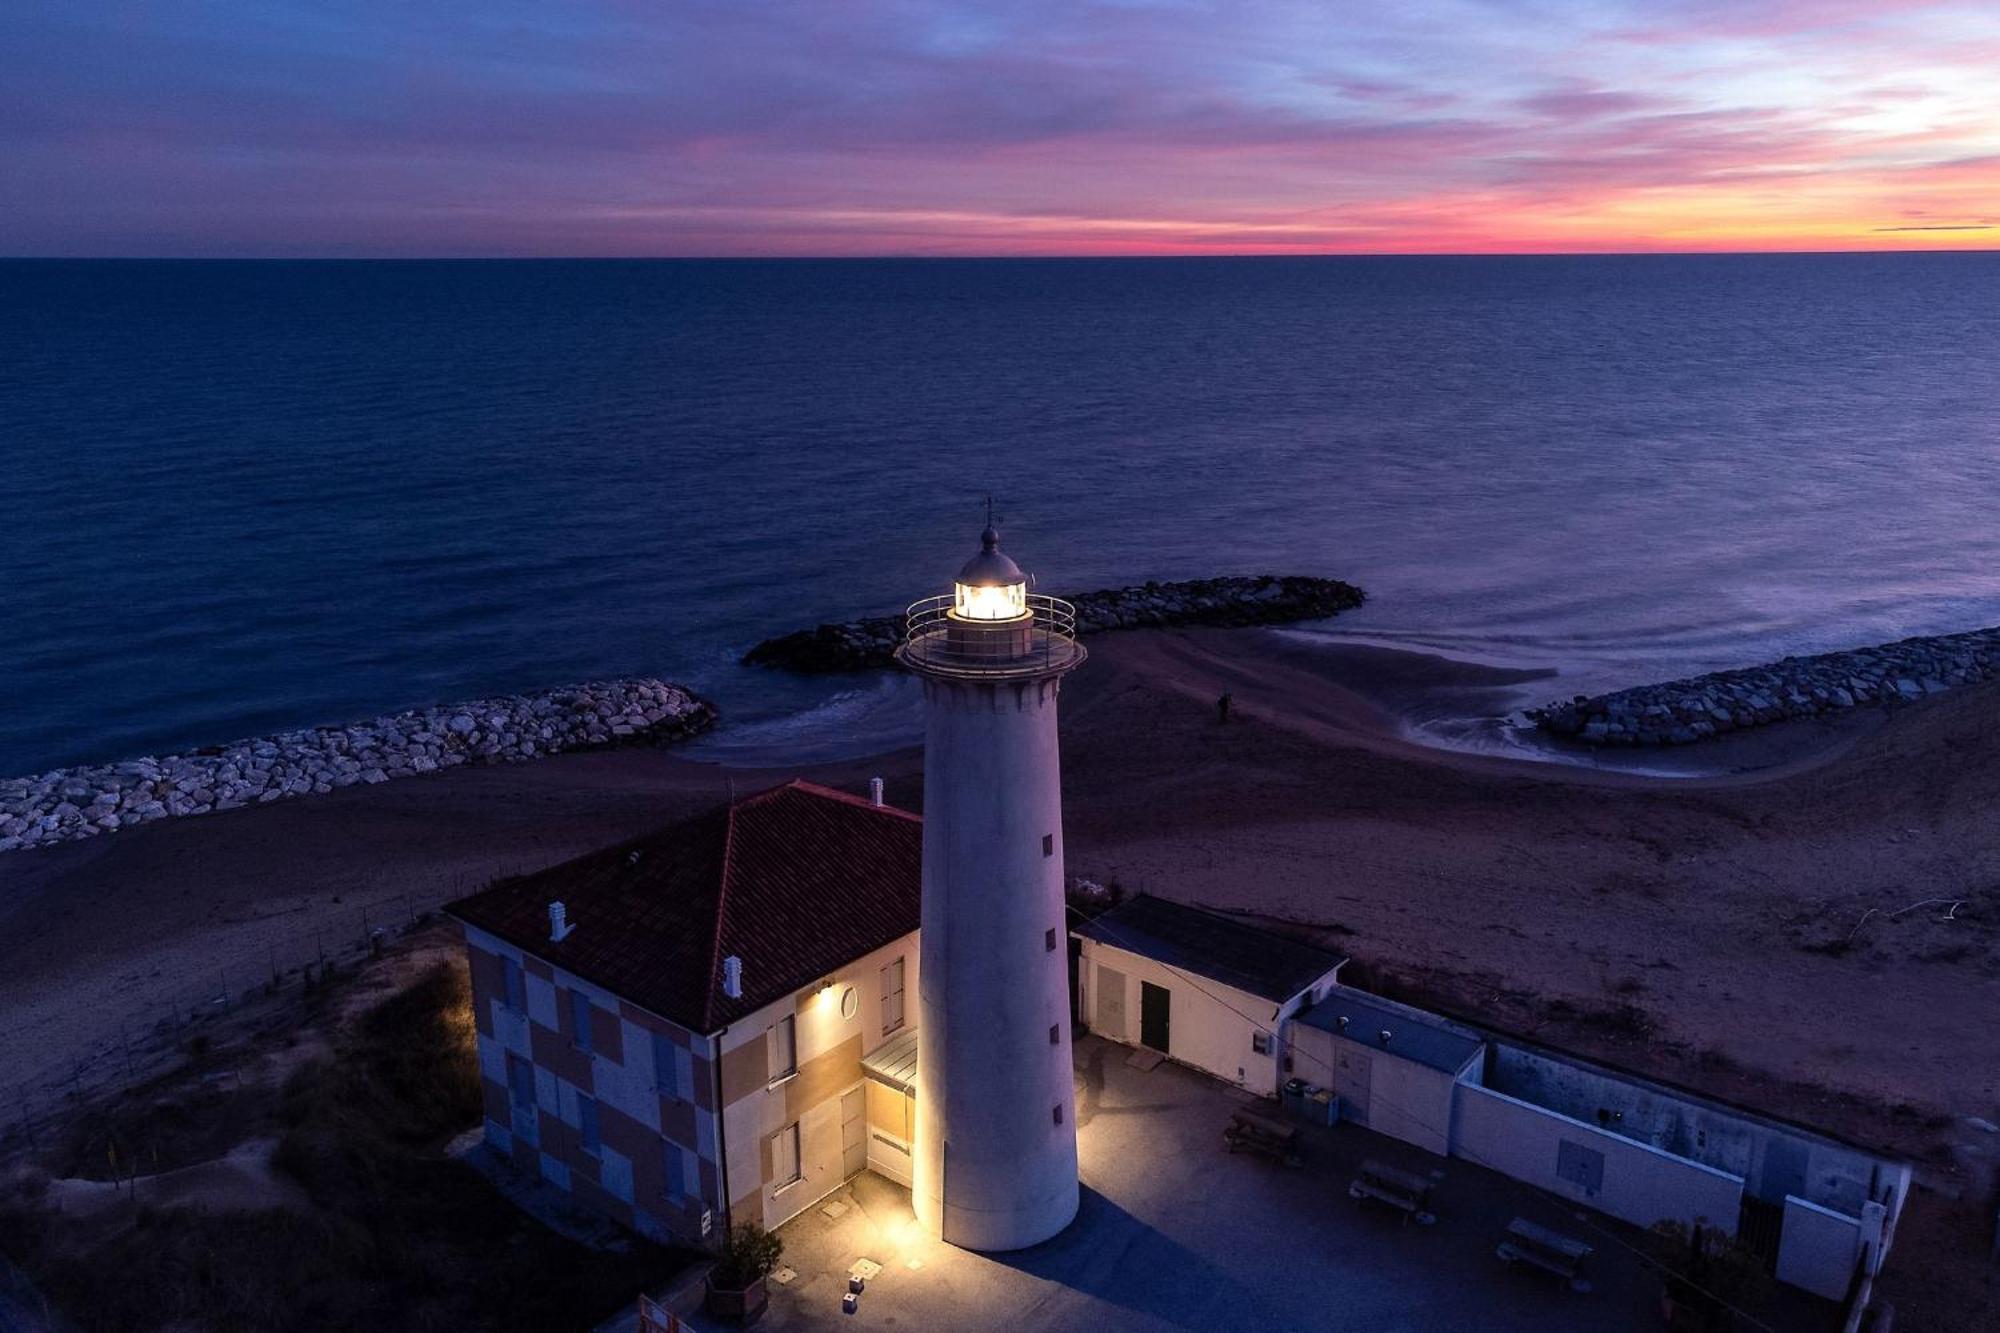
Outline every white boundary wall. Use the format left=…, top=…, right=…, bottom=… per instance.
left=1777, top=1194, right=1864, bottom=1301
left=1453, top=1083, right=1745, bottom=1235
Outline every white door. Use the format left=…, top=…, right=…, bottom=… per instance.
left=1095, top=965, right=1127, bottom=1039
left=1336, top=1048, right=1372, bottom=1124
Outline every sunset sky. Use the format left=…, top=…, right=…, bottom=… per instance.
left=5, top=1, right=1998, bottom=256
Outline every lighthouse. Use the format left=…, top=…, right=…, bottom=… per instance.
left=897, top=520, right=1085, bottom=1251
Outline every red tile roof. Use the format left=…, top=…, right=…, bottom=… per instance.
left=446, top=779, right=920, bottom=1032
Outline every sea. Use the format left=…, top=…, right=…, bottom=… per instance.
left=4, top=254, right=1999, bottom=778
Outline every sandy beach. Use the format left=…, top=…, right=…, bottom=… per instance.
left=3, top=626, right=1996, bottom=1320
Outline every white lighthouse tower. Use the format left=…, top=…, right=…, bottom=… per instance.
left=897, top=520, right=1085, bottom=1251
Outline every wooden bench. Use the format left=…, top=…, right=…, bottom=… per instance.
left=1496, top=1216, right=1593, bottom=1292
left=1222, top=1108, right=1301, bottom=1166
left=1347, top=1158, right=1436, bottom=1224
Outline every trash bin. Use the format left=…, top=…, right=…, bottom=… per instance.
left=1281, top=1078, right=1307, bottom=1117
left=1310, top=1088, right=1339, bottom=1126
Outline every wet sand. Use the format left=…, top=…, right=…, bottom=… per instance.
left=3, top=626, right=1995, bottom=1324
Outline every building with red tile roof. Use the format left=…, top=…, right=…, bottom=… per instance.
left=446, top=779, right=923, bottom=1246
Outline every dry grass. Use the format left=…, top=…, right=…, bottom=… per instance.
left=0, top=958, right=689, bottom=1332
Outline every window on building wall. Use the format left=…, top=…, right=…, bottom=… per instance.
left=881, top=957, right=906, bottom=1035
left=502, top=957, right=526, bottom=1011
left=1251, top=1030, right=1274, bottom=1056
left=571, top=990, right=594, bottom=1054
left=770, top=1015, right=797, bottom=1082
left=665, top=1141, right=696, bottom=1203
left=577, top=1093, right=601, bottom=1156
left=774, top=1122, right=801, bottom=1187
left=654, top=1031, right=693, bottom=1101
left=507, top=1055, right=535, bottom=1108
left=1042, top=833, right=1054, bottom=857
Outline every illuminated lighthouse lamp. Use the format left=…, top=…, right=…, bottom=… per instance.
left=953, top=526, right=1029, bottom=621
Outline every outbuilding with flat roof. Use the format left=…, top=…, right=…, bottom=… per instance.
left=1071, top=894, right=1348, bottom=1097
left=1291, top=990, right=1487, bottom=1156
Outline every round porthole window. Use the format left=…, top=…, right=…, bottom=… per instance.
left=840, top=986, right=858, bottom=1020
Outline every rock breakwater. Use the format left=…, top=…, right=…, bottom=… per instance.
left=1531, top=626, right=2000, bottom=746
left=744, top=575, right=1366, bottom=673
left=0, top=679, right=714, bottom=852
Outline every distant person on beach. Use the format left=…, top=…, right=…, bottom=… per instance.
left=1217, top=691, right=1232, bottom=724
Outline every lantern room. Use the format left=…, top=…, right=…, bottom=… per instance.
left=953, top=526, right=1028, bottom=622
left=898, top=520, right=1083, bottom=680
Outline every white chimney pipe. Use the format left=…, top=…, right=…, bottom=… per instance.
left=869, top=777, right=884, bottom=808
left=549, top=901, right=575, bottom=943
left=722, top=954, right=743, bottom=999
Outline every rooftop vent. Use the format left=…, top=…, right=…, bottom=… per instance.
left=1378, top=1028, right=1393, bottom=1046
left=722, top=955, right=743, bottom=999
left=549, top=901, right=575, bottom=943
left=869, top=777, right=884, bottom=808
left=1336, top=1015, right=1350, bottom=1032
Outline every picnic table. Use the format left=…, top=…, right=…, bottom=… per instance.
left=1496, top=1216, right=1594, bottom=1292
left=1348, top=1158, right=1437, bottom=1225
left=1222, top=1107, right=1302, bottom=1166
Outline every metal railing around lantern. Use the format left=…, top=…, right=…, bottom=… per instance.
left=898, top=593, right=1086, bottom=679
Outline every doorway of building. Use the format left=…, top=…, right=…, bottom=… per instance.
left=1096, top=965, right=1127, bottom=1039
left=1140, top=982, right=1171, bottom=1053
left=840, top=1086, right=866, bottom=1179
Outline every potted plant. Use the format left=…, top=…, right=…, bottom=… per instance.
left=704, top=1222, right=784, bottom=1323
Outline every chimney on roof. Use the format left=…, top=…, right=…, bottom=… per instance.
left=869, top=777, right=884, bottom=808
left=722, top=955, right=743, bottom=999
left=549, top=901, right=575, bottom=943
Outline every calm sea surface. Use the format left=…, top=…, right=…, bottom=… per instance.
left=4, top=255, right=1999, bottom=776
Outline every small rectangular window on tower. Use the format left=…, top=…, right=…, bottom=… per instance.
left=1044, top=927, right=1057, bottom=952
left=1049, top=1024, right=1059, bottom=1045
left=1053, top=1104, right=1064, bottom=1125
left=1042, top=834, right=1054, bottom=857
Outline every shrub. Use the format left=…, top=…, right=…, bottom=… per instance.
left=709, top=1223, right=783, bottom=1289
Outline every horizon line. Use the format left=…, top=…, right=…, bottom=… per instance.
left=5, top=247, right=1999, bottom=262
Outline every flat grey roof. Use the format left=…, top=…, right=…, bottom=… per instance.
left=1072, top=894, right=1348, bottom=1004
left=1298, top=990, right=1485, bottom=1075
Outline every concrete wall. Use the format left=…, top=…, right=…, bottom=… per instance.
left=1078, top=938, right=1310, bottom=1097
left=1485, top=1044, right=1885, bottom=1215
left=1453, top=1083, right=1745, bottom=1235
left=1776, top=1194, right=1863, bottom=1301
left=1288, top=1020, right=1461, bottom=1156
left=462, top=923, right=720, bottom=1247
left=719, top=930, right=919, bottom=1233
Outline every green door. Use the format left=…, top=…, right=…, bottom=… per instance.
left=1140, top=982, right=1171, bottom=1053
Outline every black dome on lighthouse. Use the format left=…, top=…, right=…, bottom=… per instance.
left=956, top=525, right=1026, bottom=587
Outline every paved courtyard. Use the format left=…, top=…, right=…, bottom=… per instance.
left=630, top=1035, right=1836, bottom=1332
